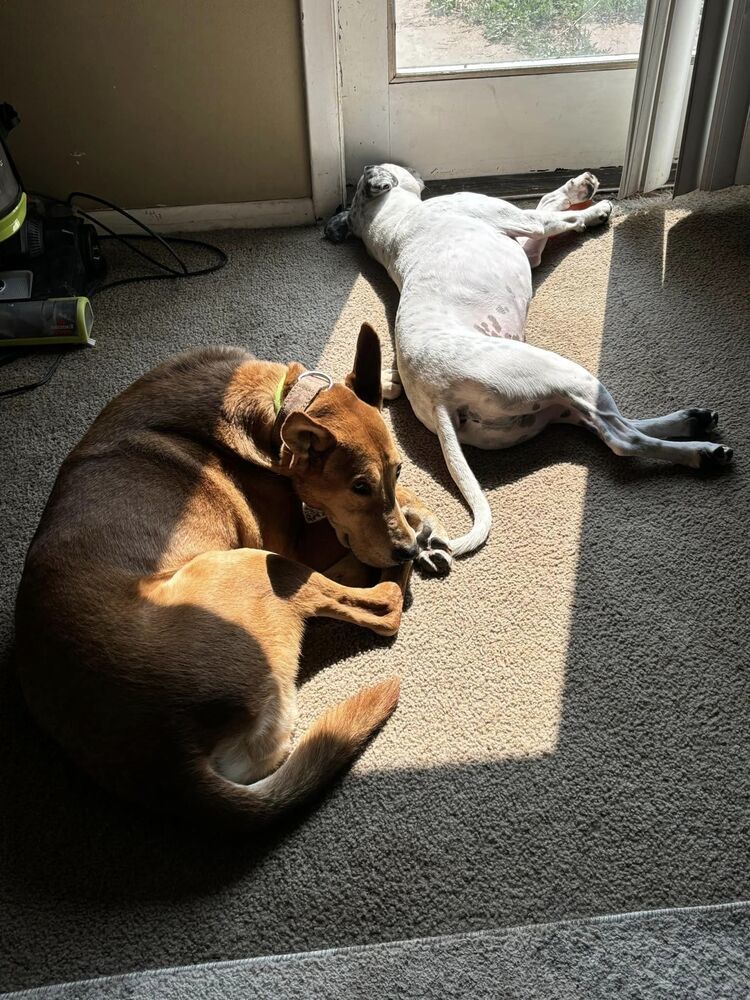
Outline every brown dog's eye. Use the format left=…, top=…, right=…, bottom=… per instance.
left=351, top=479, right=372, bottom=496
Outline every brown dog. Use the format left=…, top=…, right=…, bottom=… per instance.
left=14, top=324, right=450, bottom=828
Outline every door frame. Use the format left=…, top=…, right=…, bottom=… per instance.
left=301, top=0, right=691, bottom=207
left=618, top=0, right=703, bottom=197
left=300, top=0, right=346, bottom=220
left=675, top=0, right=750, bottom=194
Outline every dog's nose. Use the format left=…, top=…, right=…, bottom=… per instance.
left=392, top=542, right=419, bottom=563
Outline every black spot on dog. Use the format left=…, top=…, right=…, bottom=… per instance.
left=519, top=413, right=536, bottom=427
left=532, top=402, right=541, bottom=411
left=363, top=165, right=399, bottom=199
left=559, top=408, right=571, bottom=418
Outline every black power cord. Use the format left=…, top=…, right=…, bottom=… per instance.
left=0, top=190, right=228, bottom=399
left=0, top=344, right=65, bottom=400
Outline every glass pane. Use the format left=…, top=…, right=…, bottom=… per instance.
left=394, top=0, right=648, bottom=71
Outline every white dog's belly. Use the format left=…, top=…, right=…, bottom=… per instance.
left=387, top=209, right=560, bottom=443
left=397, top=330, right=587, bottom=444
left=469, top=300, right=527, bottom=342
left=395, top=216, right=533, bottom=344
left=456, top=402, right=571, bottom=449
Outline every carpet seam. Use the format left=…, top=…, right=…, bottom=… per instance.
left=4, top=898, right=748, bottom=997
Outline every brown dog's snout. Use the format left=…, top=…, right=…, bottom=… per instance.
left=391, top=541, right=419, bottom=564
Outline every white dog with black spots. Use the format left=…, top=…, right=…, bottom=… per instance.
left=325, top=166, right=732, bottom=567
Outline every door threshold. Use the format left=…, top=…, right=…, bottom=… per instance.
left=422, top=162, right=677, bottom=202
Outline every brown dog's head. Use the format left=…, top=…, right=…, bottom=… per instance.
left=281, top=324, right=418, bottom=568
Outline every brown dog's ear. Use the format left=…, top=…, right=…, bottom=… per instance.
left=281, top=411, right=334, bottom=458
left=346, top=322, right=382, bottom=409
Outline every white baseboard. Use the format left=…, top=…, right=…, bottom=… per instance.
left=91, top=197, right=315, bottom=234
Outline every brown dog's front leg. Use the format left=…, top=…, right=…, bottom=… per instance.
left=379, top=560, right=413, bottom=592
left=294, top=517, right=380, bottom=588
left=296, top=570, right=404, bottom=637
left=396, top=485, right=453, bottom=576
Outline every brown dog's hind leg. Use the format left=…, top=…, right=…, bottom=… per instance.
left=138, top=548, right=402, bottom=804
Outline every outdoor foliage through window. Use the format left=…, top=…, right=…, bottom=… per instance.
left=427, top=0, right=648, bottom=60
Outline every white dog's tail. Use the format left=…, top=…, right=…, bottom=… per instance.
left=434, top=404, right=492, bottom=556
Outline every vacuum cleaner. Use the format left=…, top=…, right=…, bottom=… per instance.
left=0, top=102, right=105, bottom=346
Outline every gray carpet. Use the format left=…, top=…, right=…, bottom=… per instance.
left=3, top=903, right=748, bottom=999
left=1, top=187, right=749, bottom=993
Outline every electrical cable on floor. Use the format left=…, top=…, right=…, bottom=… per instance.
left=0, top=191, right=228, bottom=399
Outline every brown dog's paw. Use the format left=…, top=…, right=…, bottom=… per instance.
left=366, top=581, right=403, bottom=635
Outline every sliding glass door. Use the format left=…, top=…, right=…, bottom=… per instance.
left=338, top=0, right=649, bottom=184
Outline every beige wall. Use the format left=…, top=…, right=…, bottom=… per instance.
left=0, top=0, right=311, bottom=206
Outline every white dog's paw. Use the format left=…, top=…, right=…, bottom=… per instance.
left=414, top=518, right=453, bottom=576
left=382, top=367, right=403, bottom=400
left=592, top=199, right=613, bottom=224
left=698, top=443, right=733, bottom=471
left=685, top=407, right=719, bottom=435
left=574, top=200, right=612, bottom=231
left=566, top=171, right=599, bottom=203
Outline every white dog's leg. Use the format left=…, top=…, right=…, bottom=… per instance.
left=462, top=341, right=731, bottom=469
left=499, top=201, right=612, bottom=243
left=555, top=378, right=731, bottom=469
left=630, top=408, right=719, bottom=439
left=535, top=202, right=613, bottom=237
left=381, top=367, right=403, bottom=400
left=521, top=171, right=600, bottom=267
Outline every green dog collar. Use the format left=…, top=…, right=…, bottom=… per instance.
left=273, top=372, right=287, bottom=415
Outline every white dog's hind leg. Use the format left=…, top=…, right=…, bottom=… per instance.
left=521, top=171, right=600, bottom=267
left=557, top=380, right=732, bottom=469
left=462, top=340, right=731, bottom=469
left=630, top=408, right=719, bottom=439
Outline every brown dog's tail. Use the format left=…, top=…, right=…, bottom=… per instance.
left=190, top=678, right=400, bottom=830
